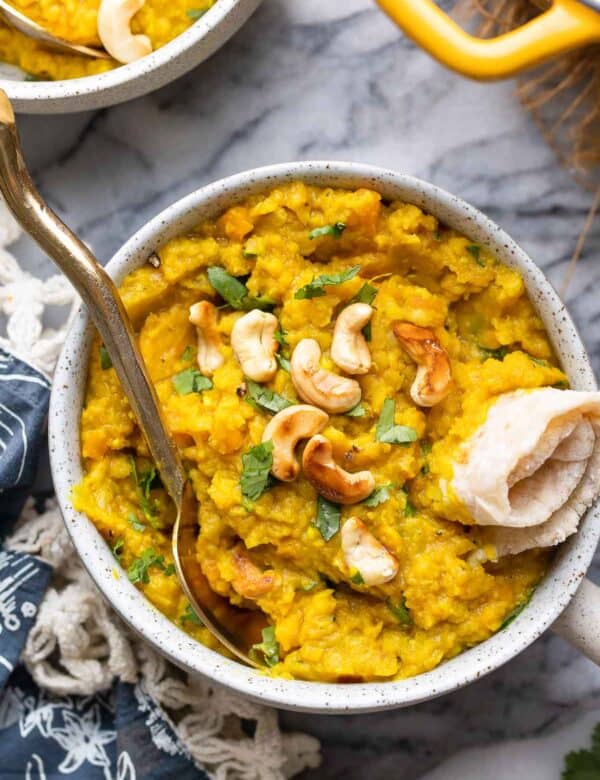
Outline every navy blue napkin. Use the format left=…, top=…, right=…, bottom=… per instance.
left=0, top=348, right=206, bottom=778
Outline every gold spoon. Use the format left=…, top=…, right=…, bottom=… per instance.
left=0, top=0, right=110, bottom=60
left=0, top=90, right=265, bottom=666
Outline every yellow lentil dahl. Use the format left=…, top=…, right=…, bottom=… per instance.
left=0, top=0, right=215, bottom=80
left=73, top=183, right=564, bottom=682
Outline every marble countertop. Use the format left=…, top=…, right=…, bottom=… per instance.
left=13, top=1, right=600, bottom=777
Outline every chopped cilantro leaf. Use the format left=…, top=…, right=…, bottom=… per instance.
left=127, top=548, right=172, bottom=585
left=313, top=496, right=341, bottom=541
left=500, top=590, right=533, bottom=630
left=129, top=458, right=159, bottom=525
left=111, top=537, right=124, bottom=559
left=479, top=345, right=509, bottom=361
left=376, top=399, right=418, bottom=445
left=350, top=570, right=365, bottom=585
left=350, top=282, right=378, bottom=306
left=388, top=598, right=411, bottom=625
left=250, top=625, right=280, bottom=667
left=128, top=512, right=145, bottom=532
left=562, top=722, right=600, bottom=779
left=346, top=403, right=365, bottom=418
left=466, top=244, right=486, bottom=267
left=99, top=345, right=112, bottom=370
left=180, top=603, right=204, bottom=626
left=308, top=222, right=346, bottom=240
left=206, top=266, right=275, bottom=311
left=240, top=441, right=274, bottom=501
left=173, top=368, right=213, bottom=395
left=276, top=354, right=291, bottom=373
left=181, top=345, right=194, bottom=361
left=274, top=328, right=288, bottom=347
left=363, top=484, right=393, bottom=507
left=529, top=355, right=548, bottom=366
left=186, top=7, right=208, bottom=19
left=245, top=379, right=292, bottom=414
left=294, top=265, right=361, bottom=300
left=402, top=488, right=416, bottom=517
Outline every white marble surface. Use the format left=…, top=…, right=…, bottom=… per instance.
left=12, top=0, right=600, bottom=776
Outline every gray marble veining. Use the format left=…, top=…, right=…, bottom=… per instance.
left=12, top=1, right=600, bottom=777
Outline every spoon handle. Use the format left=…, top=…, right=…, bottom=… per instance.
left=0, top=91, right=185, bottom=507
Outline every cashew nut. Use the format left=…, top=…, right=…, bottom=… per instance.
left=290, top=338, right=361, bottom=414
left=230, top=545, right=275, bottom=600
left=97, top=0, right=152, bottom=64
left=331, top=303, right=373, bottom=375
left=262, top=405, right=329, bottom=481
left=341, top=517, right=399, bottom=586
left=189, top=301, right=224, bottom=376
left=231, top=310, right=279, bottom=382
left=302, top=434, right=375, bottom=504
left=393, top=322, right=452, bottom=407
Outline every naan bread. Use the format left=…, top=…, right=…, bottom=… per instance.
left=451, top=389, right=600, bottom=554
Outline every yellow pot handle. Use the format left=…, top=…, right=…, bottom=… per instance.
left=376, top=0, right=600, bottom=80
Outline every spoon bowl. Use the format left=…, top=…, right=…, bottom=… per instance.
left=0, top=89, right=261, bottom=667
left=0, top=0, right=110, bottom=59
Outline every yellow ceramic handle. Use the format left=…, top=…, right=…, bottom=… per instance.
left=377, top=0, right=600, bottom=80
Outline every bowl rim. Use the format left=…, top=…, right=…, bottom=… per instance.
left=1, top=0, right=260, bottom=111
left=49, top=161, right=600, bottom=713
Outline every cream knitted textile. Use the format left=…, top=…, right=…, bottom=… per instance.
left=0, top=205, right=321, bottom=780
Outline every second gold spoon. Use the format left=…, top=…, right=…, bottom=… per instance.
left=0, top=90, right=265, bottom=666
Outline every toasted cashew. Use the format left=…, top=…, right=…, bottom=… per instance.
left=302, top=434, right=375, bottom=504
left=189, top=301, right=224, bottom=376
left=230, top=545, right=275, bottom=600
left=341, top=517, right=399, bottom=586
left=331, top=303, right=373, bottom=375
left=97, top=0, right=152, bottom=64
left=291, top=338, right=361, bottom=414
left=393, top=322, right=452, bottom=407
left=262, top=405, right=329, bottom=481
left=231, top=310, right=279, bottom=382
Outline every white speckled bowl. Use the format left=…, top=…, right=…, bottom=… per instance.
left=50, top=162, right=600, bottom=713
left=1, top=0, right=261, bottom=114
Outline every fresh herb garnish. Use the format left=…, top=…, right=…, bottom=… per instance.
left=376, top=399, right=418, bottom=445
left=242, top=248, right=258, bottom=259
left=206, top=266, right=275, bottom=311
left=350, top=282, right=378, bottom=306
left=529, top=355, right=548, bottom=366
left=181, top=345, right=194, bottom=361
left=128, top=512, right=145, bottom=532
left=245, top=380, right=292, bottom=414
left=466, top=244, right=485, bottom=267
left=479, top=345, right=509, bottom=361
left=350, top=571, right=365, bottom=585
left=362, top=321, right=372, bottom=342
left=294, top=265, right=361, bottom=300
left=388, top=598, right=411, bottom=625
left=186, top=7, right=208, bottom=19
left=180, top=603, right=204, bottom=626
left=363, top=484, right=394, bottom=507
left=127, top=548, right=172, bottom=585
left=346, top=403, right=365, bottom=418
left=562, top=722, right=600, bottom=779
left=129, top=458, right=159, bottom=525
left=250, top=625, right=280, bottom=667
left=274, top=328, right=288, bottom=347
left=500, top=591, right=533, bottom=630
left=402, top=487, right=416, bottom=517
left=421, top=463, right=430, bottom=476
left=308, top=222, right=346, bottom=240
left=99, top=345, right=112, bottom=370
left=111, top=537, right=124, bottom=559
left=240, top=441, right=274, bottom=501
left=276, top=354, right=291, bottom=373
left=172, top=368, right=213, bottom=395
left=313, top=496, right=341, bottom=541
left=554, top=380, right=570, bottom=389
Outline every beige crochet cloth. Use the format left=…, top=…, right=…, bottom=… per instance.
left=0, top=201, right=321, bottom=780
